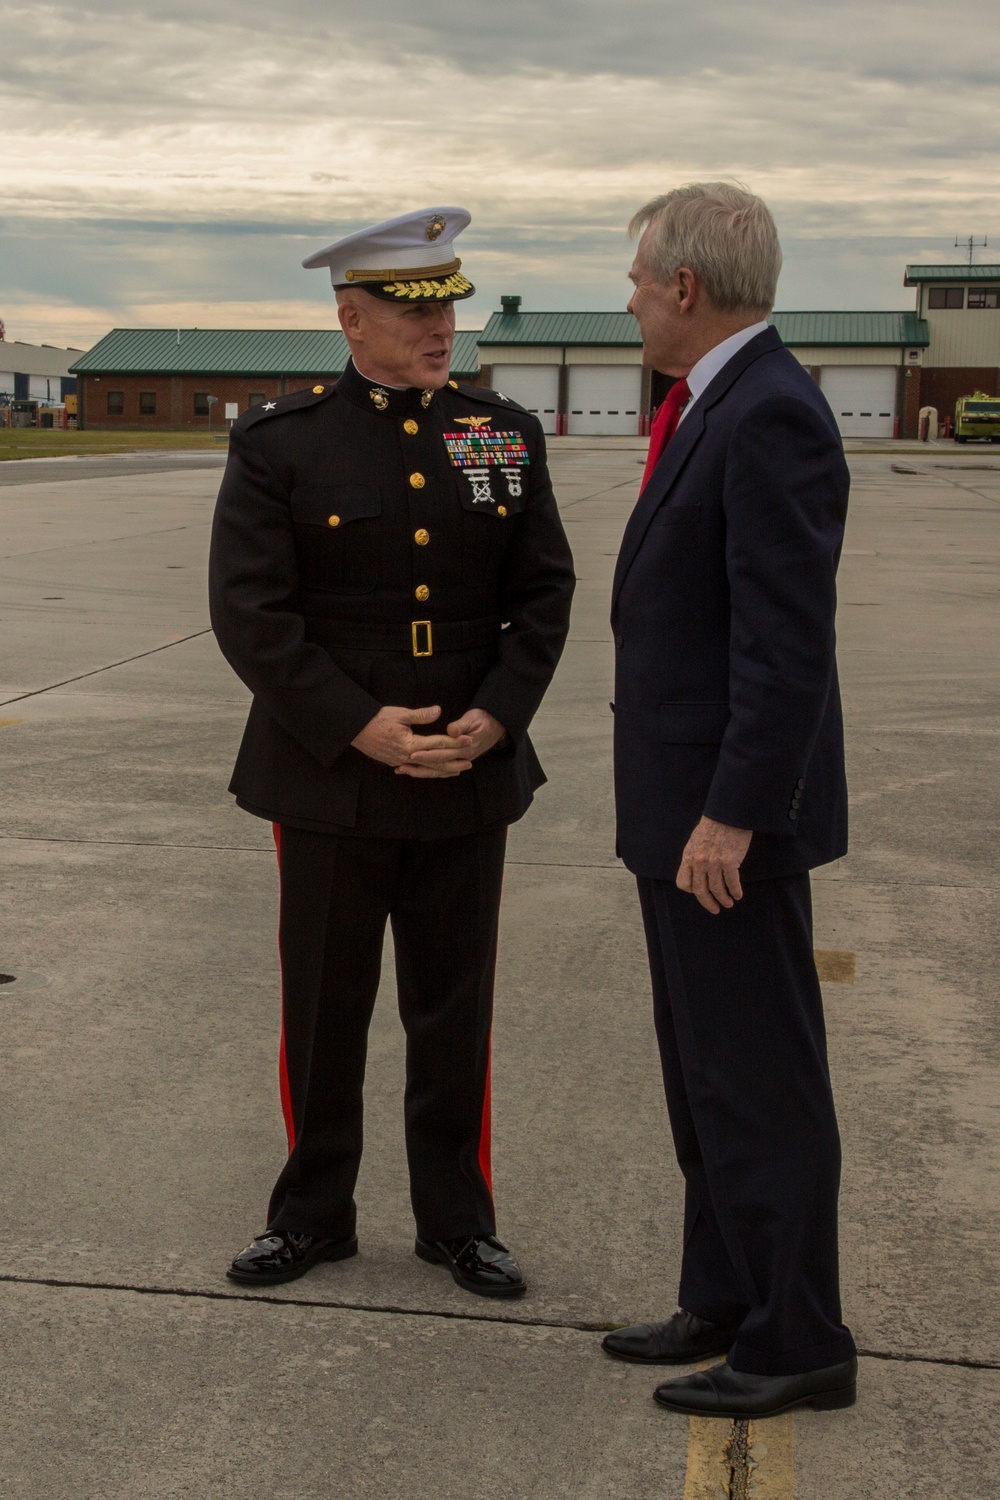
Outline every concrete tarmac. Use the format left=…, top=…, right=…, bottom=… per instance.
left=1, top=443, right=998, bottom=1497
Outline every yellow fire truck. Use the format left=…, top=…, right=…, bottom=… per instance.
left=953, top=391, right=1000, bottom=442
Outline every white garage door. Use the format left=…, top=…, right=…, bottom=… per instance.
left=820, top=366, right=896, bottom=439
left=490, top=365, right=560, bottom=434
left=567, top=366, right=643, bottom=436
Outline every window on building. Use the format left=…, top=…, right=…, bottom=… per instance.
left=927, top=287, right=965, bottom=309
left=248, top=392, right=267, bottom=407
left=967, top=287, right=1000, bottom=309
left=139, top=391, right=156, bottom=415
left=107, top=390, right=125, bottom=415
left=193, top=391, right=210, bottom=416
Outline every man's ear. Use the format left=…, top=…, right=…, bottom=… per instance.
left=676, top=268, right=698, bottom=313
left=337, top=299, right=362, bottom=338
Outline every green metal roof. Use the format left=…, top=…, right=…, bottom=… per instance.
left=478, top=308, right=927, bottom=350
left=905, top=264, right=1000, bottom=285
left=771, top=311, right=929, bottom=347
left=70, top=327, right=482, bottom=378
left=479, top=311, right=640, bottom=346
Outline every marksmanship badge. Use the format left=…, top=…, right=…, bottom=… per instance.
left=443, top=431, right=529, bottom=504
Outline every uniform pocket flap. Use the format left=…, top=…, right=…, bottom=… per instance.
left=656, top=701, right=730, bottom=743
left=290, top=483, right=382, bottom=526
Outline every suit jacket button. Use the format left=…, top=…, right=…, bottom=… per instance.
left=497, top=505, right=508, bottom=517
left=409, top=472, right=426, bottom=489
left=615, top=634, right=624, bottom=649
left=414, top=529, right=430, bottom=546
left=327, top=515, right=340, bottom=527
left=415, top=584, right=430, bottom=602
left=404, top=419, right=419, bottom=435
left=312, top=385, right=325, bottom=394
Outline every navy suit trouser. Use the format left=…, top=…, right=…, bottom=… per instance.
left=637, top=871, right=856, bottom=1376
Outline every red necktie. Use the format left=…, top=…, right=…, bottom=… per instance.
left=640, top=378, right=691, bottom=491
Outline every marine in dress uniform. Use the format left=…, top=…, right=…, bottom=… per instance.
left=209, top=208, right=575, bottom=1295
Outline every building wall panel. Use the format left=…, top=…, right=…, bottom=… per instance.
left=924, top=310, right=1000, bottom=367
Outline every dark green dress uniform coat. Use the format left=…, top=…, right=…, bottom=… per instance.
left=210, top=360, right=575, bottom=838
left=208, top=359, right=574, bottom=1245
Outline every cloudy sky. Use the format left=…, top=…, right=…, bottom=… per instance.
left=2, top=0, right=997, bottom=347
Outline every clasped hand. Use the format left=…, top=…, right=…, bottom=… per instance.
left=351, top=705, right=505, bottom=779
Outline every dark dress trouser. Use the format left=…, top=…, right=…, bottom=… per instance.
left=267, top=822, right=506, bottom=1245
left=637, top=872, right=857, bottom=1377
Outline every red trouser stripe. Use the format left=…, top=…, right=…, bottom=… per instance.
left=478, top=1034, right=493, bottom=1196
left=272, top=823, right=296, bottom=1151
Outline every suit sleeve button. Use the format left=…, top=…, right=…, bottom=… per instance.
left=788, top=810, right=798, bottom=820
left=327, top=515, right=340, bottom=527
left=796, top=778, right=806, bottom=789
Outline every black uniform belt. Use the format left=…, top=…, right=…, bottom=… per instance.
left=308, top=616, right=502, bottom=658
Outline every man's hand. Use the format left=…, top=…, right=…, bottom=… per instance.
left=676, top=816, right=753, bottom=914
left=352, top=705, right=472, bottom=777
left=398, top=707, right=506, bottom=780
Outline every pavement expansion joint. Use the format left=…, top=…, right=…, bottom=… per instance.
left=0, top=628, right=214, bottom=707
left=2, top=1274, right=998, bottom=1374
left=724, top=1421, right=754, bottom=1500
left=0, top=1271, right=619, bottom=1334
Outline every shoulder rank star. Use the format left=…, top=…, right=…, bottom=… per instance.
left=262, top=401, right=277, bottom=411
left=454, top=415, right=492, bottom=429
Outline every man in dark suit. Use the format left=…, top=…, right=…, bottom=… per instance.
left=209, top=208, right=574, bottom=1296
left=602, top=183, right=857, bottom=1416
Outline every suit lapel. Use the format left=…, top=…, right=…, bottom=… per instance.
left=611, top=328, right=782, bottom=613
left=612, top=404, right=706, bottom=607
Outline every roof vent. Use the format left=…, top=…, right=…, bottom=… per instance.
left=501, top=295, right=522, bottom=316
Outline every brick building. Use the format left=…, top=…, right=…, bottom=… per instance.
left=903, top=263, right=1000, bottom=423
left=71, top=328, right=482, bottom=431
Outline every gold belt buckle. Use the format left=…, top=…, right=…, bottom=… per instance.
left=411, top=620, right=433, bottom=657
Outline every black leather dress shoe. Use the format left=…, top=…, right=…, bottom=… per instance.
left=227, top=1230, right=358, bottom=1286
left=653, top=1357, right=858, bottom=1417
left=602, top=1310, right=740, bottom=1365
left=415, top=1233, right=526, bottom=1297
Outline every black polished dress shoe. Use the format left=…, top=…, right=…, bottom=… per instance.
left=602, top=1310, right=740, bottom=1365
left=415, top=1233, right=526, bottom=1297
left=653, top=1356, right=858, bottom=1417
left=226, top=1230, right=358, bottom=1286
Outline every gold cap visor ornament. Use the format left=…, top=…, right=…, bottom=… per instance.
left=302, top=207, right=476, bottom=302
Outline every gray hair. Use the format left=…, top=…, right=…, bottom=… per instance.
left=629, top=183, right=782, bottom=316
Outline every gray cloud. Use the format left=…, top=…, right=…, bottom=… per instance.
left=2, top=0, right=997, bottom=343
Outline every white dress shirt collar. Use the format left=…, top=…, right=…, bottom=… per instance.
left=678, top=320, right=770, bottom=422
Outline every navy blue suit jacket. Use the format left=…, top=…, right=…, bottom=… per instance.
left=611, top=327, right=850, bottom=882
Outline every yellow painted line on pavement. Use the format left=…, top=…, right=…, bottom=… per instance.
left=814, top=949, right=856, bottom=983
left=747, top=1415, right=795, bottom=1496
left=682, top=1410, right=794, bottom=1499
left=0, top=718, right=22, bottom=727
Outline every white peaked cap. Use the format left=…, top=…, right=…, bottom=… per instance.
left=302, top=207, right=475, bottom=301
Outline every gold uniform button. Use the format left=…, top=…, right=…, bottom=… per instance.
left=448, top=380, right=458, bottom=389
left=327, top=515, right=340, bottom=527
left=414, top=529, right=430, bottom=546
left=312, top=385, right=324, bottom=394
left=403, top=419, right=419, bottom=435
left=497, top=505, right=508, bottom=517
left=409, top=472, right=426, bottom=489
left=415, top=584, right=430, bottom=602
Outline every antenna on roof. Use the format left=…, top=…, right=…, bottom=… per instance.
left=955, top=235, right=988, bottom=266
